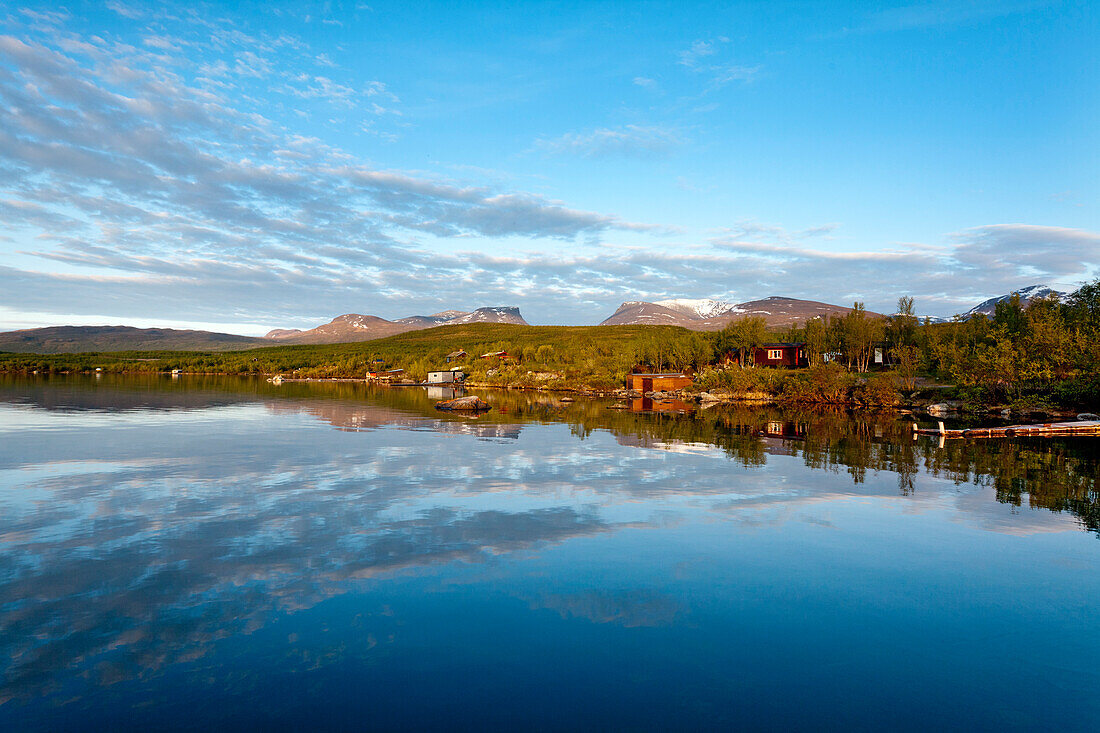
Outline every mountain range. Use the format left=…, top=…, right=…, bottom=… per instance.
left=600, top=296, right=878, bottom=329
left=0, top=286, right=1068, bottom=353
left=262, top=307, right=528, bottom=344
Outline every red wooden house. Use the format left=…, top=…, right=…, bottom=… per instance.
left=725, top=343, right=808, bottom=368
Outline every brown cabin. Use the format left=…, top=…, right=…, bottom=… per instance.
left=445, top=350, right=467, bottom=363
left=629, top=372, right=693, bottom=392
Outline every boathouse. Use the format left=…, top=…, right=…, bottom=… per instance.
left=428, top=370, right=465, bottom=384
left=629, top=372, right=694, bottom=392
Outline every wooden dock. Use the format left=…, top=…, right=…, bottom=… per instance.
left=913, top=420, right=1100, bottom=440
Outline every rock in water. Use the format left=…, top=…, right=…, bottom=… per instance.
left=435, top=396, right=492, bottom=412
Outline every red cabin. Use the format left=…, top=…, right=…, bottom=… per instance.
left=726, top=343, right=808, bottom=368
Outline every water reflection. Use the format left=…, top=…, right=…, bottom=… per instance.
left=2, top=375, right=1098, bottom=531
left=1, top=376, right=1099, bottom=729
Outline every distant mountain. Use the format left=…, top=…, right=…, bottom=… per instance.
left=264, top=314, right=410, bottom=345
left=443, top=307, right=526, bottom=325
left=264, top=328, right=305, bottom=340
left=264, top=306, right=529, bottom=344
left=0, top=326, right=268, bottom=354
left=600, top=301, right=705, bottom=328
left=965, top=285, right=1066, bottom=318
left=600, top=296, right=880, bottom=330
left=719, top=297, right=876, bottom=328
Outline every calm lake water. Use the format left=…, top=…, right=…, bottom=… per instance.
left=1, top=375, right=1099, bottom=731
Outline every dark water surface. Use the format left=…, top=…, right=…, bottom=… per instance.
left=1, top=375, right=1099, bottom=731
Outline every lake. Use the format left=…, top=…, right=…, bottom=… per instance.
left=1, top=375, right=1098, bottom=731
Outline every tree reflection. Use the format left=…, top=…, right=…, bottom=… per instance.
left=2, top=374, right=1097, bottom=535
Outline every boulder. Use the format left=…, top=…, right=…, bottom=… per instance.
left=926, top=402, right=958, bottom=416
left=1078, top=412, right=1100, bottom=421
left=435, top=396, right=492, bottom=412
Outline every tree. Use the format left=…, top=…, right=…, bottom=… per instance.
left=803, top=317, right=827, bottom=366
left=842, top=303, right=882, bottom=372
left=1066, top=278, right=1100, bottom=326
left=891, top=345, right=920, bottom=392
left=992, top=293, right=1027, bottom=337
left=717, top=316, right=767, bottom=367
left=1025, top=296, right=1073, bottom=382
left=887, top=296, right=918, bottom=354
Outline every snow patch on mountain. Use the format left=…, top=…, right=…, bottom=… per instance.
left=654, top=299, right=733, bottom=319
left=965, top=285, right=1066, bottom=317
left=443, top=307, right=526, bottom=325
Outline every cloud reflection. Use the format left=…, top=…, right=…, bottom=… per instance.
left=0, top=378, right=1096, bottom=713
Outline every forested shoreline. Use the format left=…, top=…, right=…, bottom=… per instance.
left=2, top=280, right=1098, bottom=411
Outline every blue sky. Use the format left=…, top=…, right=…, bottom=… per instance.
left=0, top=0, right=1096, bottom=333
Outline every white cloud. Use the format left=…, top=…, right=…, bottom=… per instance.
left=0, top=11, right=1091, bottom=331
left=711, top=64, right=761, bottom=85
left=104, top=1, right=142, bottom=19
left=678, top=40, right=717, bottom=68
left=534, top=125, right=684, bottom=158
left=675, top=37, right=760, bottom=90
left=0, top=25, right=656, bottom=328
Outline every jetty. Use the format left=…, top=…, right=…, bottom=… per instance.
left=913, top=420, right=1100, bottom=440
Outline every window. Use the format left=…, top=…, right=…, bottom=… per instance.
left=767, top=349, right=782, bottom=360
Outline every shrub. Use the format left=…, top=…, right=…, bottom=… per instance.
left=853, top=373, right=900, bottom=407
left=778, top=363, right=855, bottom=404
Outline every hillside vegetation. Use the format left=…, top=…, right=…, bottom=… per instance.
left=0, top=323, right=704, bottom=390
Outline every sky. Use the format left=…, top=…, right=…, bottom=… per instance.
left=0, top=0, right=1097, bottom=334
